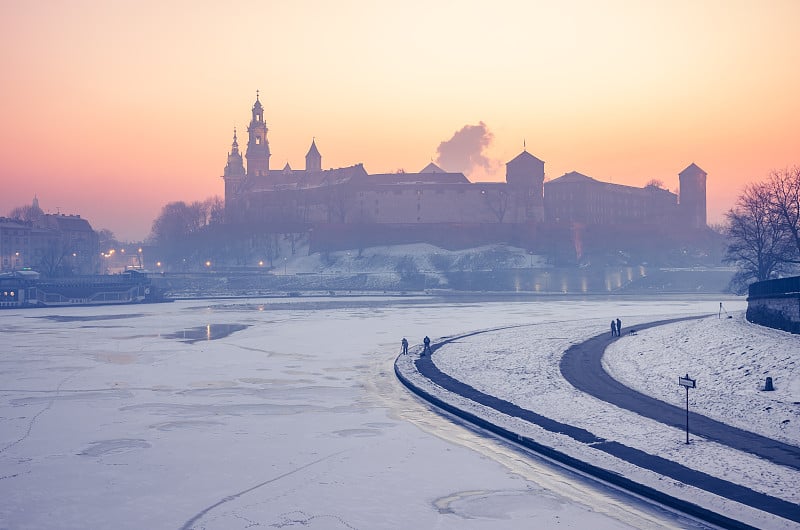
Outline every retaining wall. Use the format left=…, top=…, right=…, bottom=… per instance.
left=746, top=276, right=800, bottom=334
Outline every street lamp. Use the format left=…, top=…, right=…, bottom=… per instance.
left=283, top=257, right=287, bottom=275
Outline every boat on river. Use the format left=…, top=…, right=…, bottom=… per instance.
left=0, top=269, right=168, bottom=308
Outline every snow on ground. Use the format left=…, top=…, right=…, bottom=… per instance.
left=412, top=297, right=800, bottom=529
left=604, top=312, right=799, bottom=446
left=0, top=296, right=722, bottom=530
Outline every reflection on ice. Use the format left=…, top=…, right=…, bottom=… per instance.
left=164, top=323, right=248, bottom=343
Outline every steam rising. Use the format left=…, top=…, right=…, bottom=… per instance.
left=435, top=122, right=501, bottom=179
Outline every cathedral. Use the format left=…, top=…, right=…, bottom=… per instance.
left=221, top=93, right=707, bottom=249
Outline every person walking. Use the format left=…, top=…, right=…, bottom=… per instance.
left=616, top=318, right=622, bottom=336
left=401, top=337, right=408, bottom=354
left=611, top=320, right=617, bottom=337
left=423, top=336, right=431, bottom=356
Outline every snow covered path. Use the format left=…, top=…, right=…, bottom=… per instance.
left=396, top=303, right=799, bottom=530
left=560, top=319, right=800, bottom=471
left=405, top=332, right=799, bottom=526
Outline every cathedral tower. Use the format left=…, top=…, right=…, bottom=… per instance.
left=222, top=129, right=246, bottom=211
left=245, top=92, right=271, bottom=177
left=678, top=163, right=707, bottom=229
left=305, top=138, right=321, bottom=171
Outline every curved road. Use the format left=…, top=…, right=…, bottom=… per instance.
left=559, top=315, right=800, bottom=471
left=403, top=319, right=800, bottom=526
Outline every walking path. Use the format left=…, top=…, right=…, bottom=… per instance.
left=560, top=316, right=800, bottom=471
left=396, top=318, right=800, bottom=528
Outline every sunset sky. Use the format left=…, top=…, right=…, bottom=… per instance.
left=1, top=1, right=798, bottom=241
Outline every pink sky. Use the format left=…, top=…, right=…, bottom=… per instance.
left=1, top=1, right=798, bottom=241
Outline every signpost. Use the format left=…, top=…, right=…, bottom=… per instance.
left=678, top=374, right=696, bottom=444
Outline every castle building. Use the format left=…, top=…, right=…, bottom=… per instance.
left=221, top=94, right=706, bottom=243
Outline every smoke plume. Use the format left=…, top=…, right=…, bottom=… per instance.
left=435, top=122, right=501, bottom=179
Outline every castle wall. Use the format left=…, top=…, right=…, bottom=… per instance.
left=352, top=184, right=526, bottom=224
left=545, top=181, right=677, bottom=225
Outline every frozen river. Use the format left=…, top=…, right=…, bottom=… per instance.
left=0, top=295, right=740, bottom=529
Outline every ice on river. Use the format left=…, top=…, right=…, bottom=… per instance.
left=0, top=295, right=769, bottom=529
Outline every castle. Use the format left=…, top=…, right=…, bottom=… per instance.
left=222, top=94, right=707, bottom=253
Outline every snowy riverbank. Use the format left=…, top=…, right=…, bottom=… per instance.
left=398, top=300, right=799, bottom=529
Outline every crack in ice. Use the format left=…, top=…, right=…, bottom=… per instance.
left=179, top=451, right=344, bottom=530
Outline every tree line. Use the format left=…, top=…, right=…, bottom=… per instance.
left=724, top=167, right=800, bottom=291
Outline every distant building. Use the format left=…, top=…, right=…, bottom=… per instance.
left=0, top=218, right=30, bottom=272
left=1, top=199, right=99, bottom=275
left=221, top=94, right=707, bottom=247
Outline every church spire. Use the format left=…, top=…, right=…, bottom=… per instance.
left=231, top=128, right=240, bottom=154
left=224, top=128, right=246, bottom=179
left=246, top=90, right=271, bottom=177
left=305, top=137, right=321, bottom=171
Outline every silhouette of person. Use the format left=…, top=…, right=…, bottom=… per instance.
left=611, top=320, right=617, bottom=337
left=616, top=318, right=622, bottom=336
left=423, top=336, right=431, bottom=356
left=401, top=337, right=408, bottom=354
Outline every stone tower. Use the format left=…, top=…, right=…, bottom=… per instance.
left=505, top=149, right=545, bottom=222
left=245, top=92, right=271, bottom=177
left=222, top=129, right=246, bottom=210
left=678, top=163, right=707, bottom=229
left=305, top=138, right=321, bottom=171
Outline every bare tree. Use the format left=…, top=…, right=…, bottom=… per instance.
left=7, top=204, right=43, bottom=224
left=193, top=196, right=225, bottom=226
left=767, top=166, right=800, bottom=262
left=38, top=237, right=71, bottom=277
left=149, top=201, right=209, bottom=244
left=481, top=189, right=509, bottom=222
left=645, top=179, right=665, bottom=189
left=723, top=182, right=794, bottom=288
left=325, top=183, right=353, bottom=223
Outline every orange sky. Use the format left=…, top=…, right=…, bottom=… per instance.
left=1, top=1, right=798, bottom=241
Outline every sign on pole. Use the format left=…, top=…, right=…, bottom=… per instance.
left=678, top=374, right=696, bottom=444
